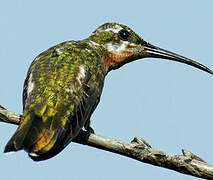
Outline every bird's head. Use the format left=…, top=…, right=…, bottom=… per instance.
left=88, top=22, right=213, bottom=74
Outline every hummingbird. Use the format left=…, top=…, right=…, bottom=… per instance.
left=4, top=22, right=213, bottom=161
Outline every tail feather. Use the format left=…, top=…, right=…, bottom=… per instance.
left=4, top=132, right=24, bottom=153
left=4, top=115, right=34, bottom=153
left=4, top=108, right=79, bottom=161
left=28, top=122, right=72, bottom=161
left=4, top=113, right=73, bottom=161
left=4, top=135, right=22, bottom=153
left=4, top=112, right=47, bottom=154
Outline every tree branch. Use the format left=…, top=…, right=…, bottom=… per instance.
left=1, top=105, right=213, bottom=179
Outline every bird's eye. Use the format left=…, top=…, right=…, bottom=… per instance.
left=118, top=29, right=130, bottom=41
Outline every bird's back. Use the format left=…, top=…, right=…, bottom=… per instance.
left=4, top=40, right=106, bottom=161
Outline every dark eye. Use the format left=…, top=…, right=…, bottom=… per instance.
left=118, top=29, right=130, bottom=41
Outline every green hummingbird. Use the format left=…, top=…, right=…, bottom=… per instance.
left=4, top=22, right=213, bottom=161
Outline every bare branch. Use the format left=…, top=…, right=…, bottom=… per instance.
left=1, top=105, right=213, bottom=179
left=0, top=105, right=21, bottom=125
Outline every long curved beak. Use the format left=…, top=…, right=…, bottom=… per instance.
left=142, top=43, right=213, bottom=75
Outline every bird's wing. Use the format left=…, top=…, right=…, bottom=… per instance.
left=4, top=42, right=104, bottom=161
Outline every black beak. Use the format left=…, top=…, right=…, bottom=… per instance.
left=143, top=43, right=213, bottom=75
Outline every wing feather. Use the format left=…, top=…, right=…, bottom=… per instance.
left=4, top=42, right=104, bottom=161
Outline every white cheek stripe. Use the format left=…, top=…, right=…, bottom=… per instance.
left=105, top=41, right=132, bottom=55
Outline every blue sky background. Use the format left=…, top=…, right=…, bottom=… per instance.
left=0, top=1, right=213, bottom=180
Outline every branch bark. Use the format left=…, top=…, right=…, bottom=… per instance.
left=1, top=105, right=213, bottom=179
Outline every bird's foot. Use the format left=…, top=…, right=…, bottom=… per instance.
left=85, top=126, right=95, bottom=134
left=84, top=119, right=95, bottom=135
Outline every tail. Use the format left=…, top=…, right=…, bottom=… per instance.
left=4, top=114, right=34, bottom=153
left=4, top=112, right=73, bottom=161
left=28, top=125, right=72, bottom=161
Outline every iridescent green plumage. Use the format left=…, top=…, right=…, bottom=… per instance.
left=5, top=39, right=107, bottom=160
left=4, top=22, right=212, bottom=161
